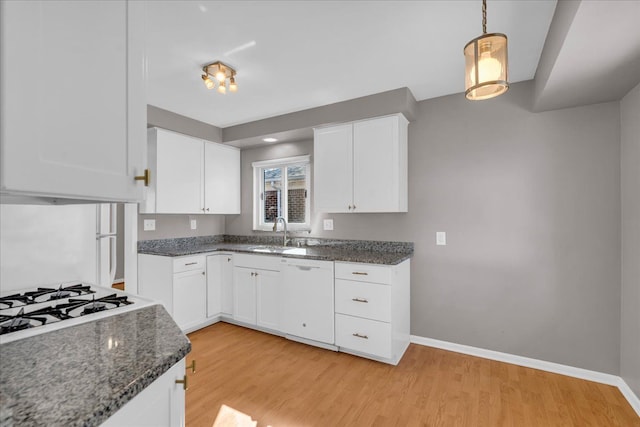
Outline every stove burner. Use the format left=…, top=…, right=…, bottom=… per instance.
left=0, top=308, right=49, bottom=335
left=82, top=302, right=107, bottom=315
left=24, top=284, right=95, bottom=303
left=56, top=294, right=132, bottom=317
left=4, top=317, right=32, bottom=332
left=0, top=294, right=33, bottom=309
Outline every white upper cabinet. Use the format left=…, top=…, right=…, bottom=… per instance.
left=148, top=129, right=203, bottom=214
left=143, top=128, right=241, bottom=214
left=314, top=114, right=408, bottom=213
left=313, top=124, right=353, bottom=213
left=0, top=0, right=146, bottom=202
left=204, top=143, right=241, bottom=214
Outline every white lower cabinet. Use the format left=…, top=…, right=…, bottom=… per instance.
left=138, top=255, right=207, bottom=332
left=206, top=253, right=234, bottom=318
left=232, top=254, right=281, bottom=331
left=139, top=251, right=411, bottom=365
left=101, top=358, right=186, bottom=427
left=233, top=267, right=257, bottom=325
left=334, top=259, right=411, bottom=365
left=173, top=269, right=207, bottom=330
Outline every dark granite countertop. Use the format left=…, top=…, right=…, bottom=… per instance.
left=138, top=235, right=414, bottom=265
left=0, top=304, right=191, bottom=427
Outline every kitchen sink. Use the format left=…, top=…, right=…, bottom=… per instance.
left=247, top=245, right=287, bottom=253
left=247, top=245, right=308, bottom=255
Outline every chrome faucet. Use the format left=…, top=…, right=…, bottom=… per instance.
left=273, top=217, right=289, bottom=246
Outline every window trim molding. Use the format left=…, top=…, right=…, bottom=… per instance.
left=252, top=155, right=311, bottom=232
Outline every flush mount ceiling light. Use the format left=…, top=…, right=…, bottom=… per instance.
left=201, top=61, right=238, bottom=94
left=464, top=0, right=509, bottom=100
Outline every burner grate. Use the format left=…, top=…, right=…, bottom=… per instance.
left=0, top=307, right=70, bottom=335
left=56, top=294, right=132, bottom=317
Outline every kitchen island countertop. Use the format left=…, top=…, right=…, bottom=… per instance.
left=138, top=235, right=414, bottom=265
left=0, top=304, right=190, bottom=427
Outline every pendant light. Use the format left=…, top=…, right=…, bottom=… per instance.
left=464, top=0, right=509, bottom=100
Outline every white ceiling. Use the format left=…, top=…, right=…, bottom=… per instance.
left=145, top=0, right=557, bottom=128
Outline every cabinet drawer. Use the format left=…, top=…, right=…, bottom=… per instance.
left=335, top=279, right=391, bottom=322
left=173, top=256, right=205, bottom=273
left=335, top=262, right=392, bottom=284
left=335, top=314, right=391, bottom=359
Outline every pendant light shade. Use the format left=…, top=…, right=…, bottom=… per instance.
left=464, top=0, right=509, bottom=100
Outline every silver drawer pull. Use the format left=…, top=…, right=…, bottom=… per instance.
left=184, top=262, right=198, bottom=266
left=352, top=272, right=368, bottom=275
left=352, top=298, right=368, bottom=303
left=352, top=333, right=368, bottom=339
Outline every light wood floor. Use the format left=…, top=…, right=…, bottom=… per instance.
left=186, top=322, right=639, bottom=427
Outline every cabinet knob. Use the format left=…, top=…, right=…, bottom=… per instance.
left=201, top=271, right=205, bottom=275
left=175, top=375, right=188, bottom=390
left=348, top=205, right=352, bottom=210
left=206, top=208, right=210, bottom=212
left=353, top=205, right=356, bottom=210
left=227, top=258, right=231, bottom=262
left=186, top=360, right=196, bottom=374
left=134, top=169, right=150, bottom=187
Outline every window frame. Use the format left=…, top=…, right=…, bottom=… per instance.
left=252, top=155, right=311, bottom=232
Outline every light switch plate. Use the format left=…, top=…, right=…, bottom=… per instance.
left=323, top=219, right=334, bottom=231
left=436, top=231, right=446, bottom=245
left=143, top=219, right=156, bottom=231
left=190, top=219, right=197, bottom=230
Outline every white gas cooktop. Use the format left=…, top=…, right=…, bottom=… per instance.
left=0, top=282, right=156, bottom=344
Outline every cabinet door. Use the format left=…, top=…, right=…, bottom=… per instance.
left=313, top=124, right=353, bottom=213
left=206, top=255, right=223, bottom=318
left=173, top=269, right=207, bottom=331
left=0, top=1, right=145, bottom=202
left=155, top=130, right=204, bottom=214
left=353, top=115, right=408, bottom=212
left=101, top=359, right=186, bottom=427
left=204, top=143, right=241, bottom=214
left=221, top=255, right=234, bottom=315
left=256, top=269, right=281, bottom=330
left=233, top=267, right=256, bottom=325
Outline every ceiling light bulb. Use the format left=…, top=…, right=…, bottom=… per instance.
left=217, top=81, right=227, bottom=94
left=201, top=74, right=215, bottom=90
left=263, top=137, right=278, bottom=142
left=215, top=66, right=226, bottom=82
left=229, top=76, right=238, bottom=92
left=471, top=51, right=502, bottom=84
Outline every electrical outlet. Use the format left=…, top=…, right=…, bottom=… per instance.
left=436, top=231, right=446, bottom=246
left=190, top=219, right=197, bottom=230
left=323, top=219, right=334, bottom=231
left=143, top=219, right=156, bottom=231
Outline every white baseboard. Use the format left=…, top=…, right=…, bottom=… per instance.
left=617, top=377, right=640, bottom=417
left=410, top=335, right=640, bottom=418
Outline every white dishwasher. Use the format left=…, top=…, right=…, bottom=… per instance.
left=281, top=258, right=335, bottom=345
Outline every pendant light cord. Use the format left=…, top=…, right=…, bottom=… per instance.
left=482, top=0, right=487, bottom=34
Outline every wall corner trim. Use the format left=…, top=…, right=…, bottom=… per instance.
left=410, top=335, right=640, bottom=418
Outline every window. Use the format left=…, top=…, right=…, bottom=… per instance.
left=252, top=155, right=311, bottom=231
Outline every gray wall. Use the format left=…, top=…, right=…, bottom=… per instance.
left=226, top=80, right=622, bottom=374
left=141, top=105, right=227, bottom=241
left=620, top=82, right=640, bottom=396
left=137, top=213, right=224, bottom=241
